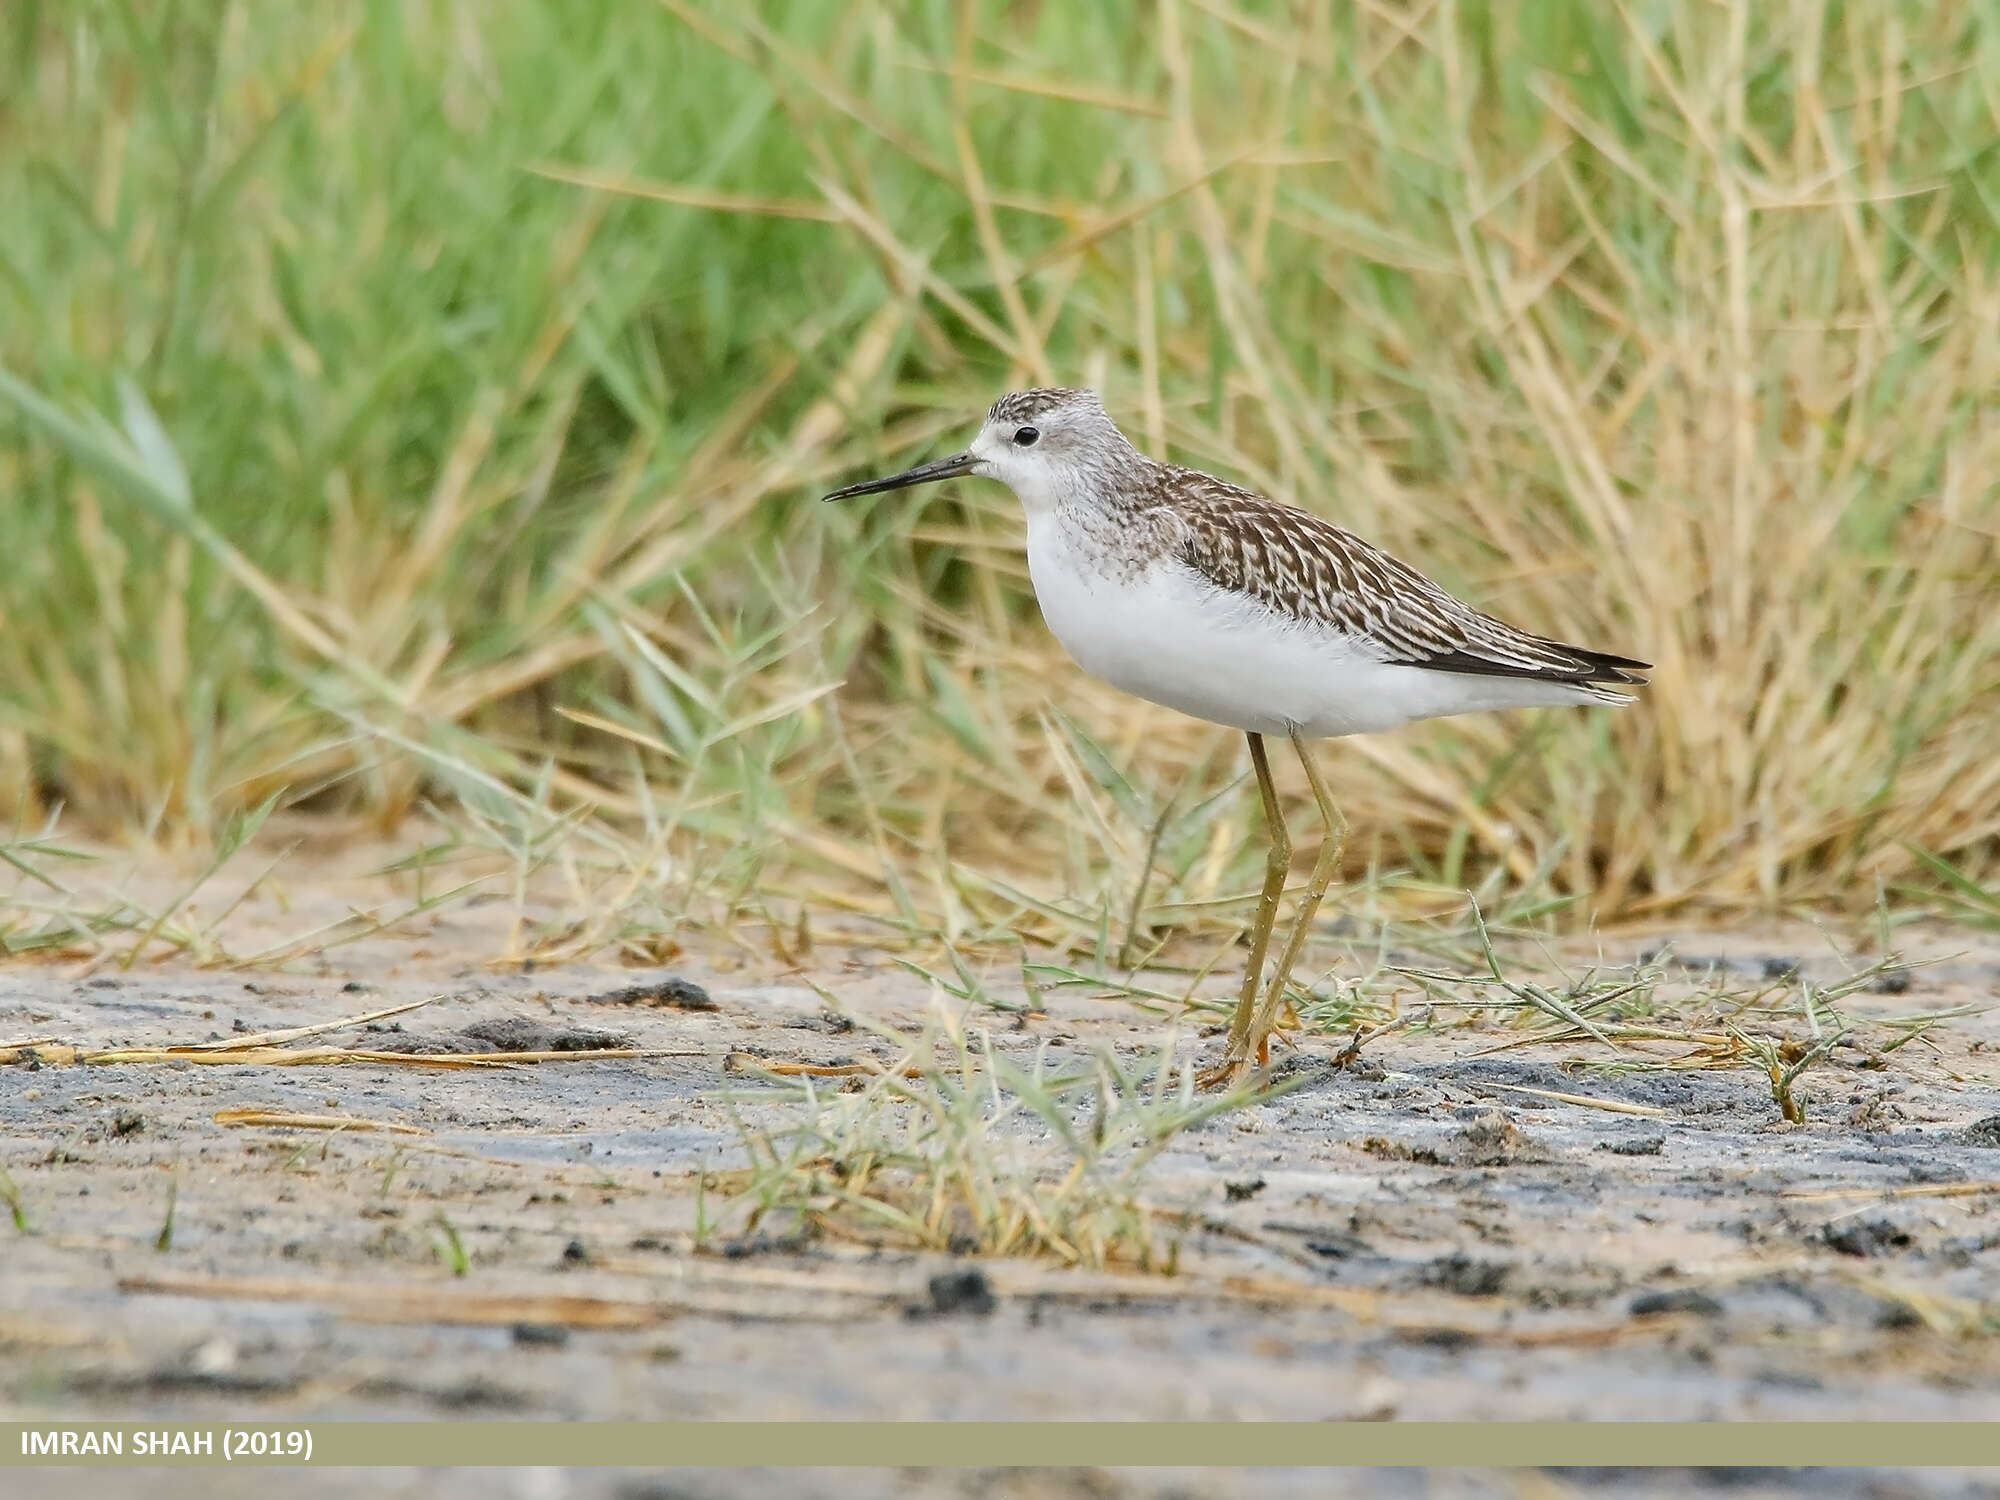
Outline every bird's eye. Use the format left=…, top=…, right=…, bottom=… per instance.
left=1013, top=426, right=1040, bottom=447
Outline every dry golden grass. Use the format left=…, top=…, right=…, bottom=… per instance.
left=1, top=0, right=1995, bottom=956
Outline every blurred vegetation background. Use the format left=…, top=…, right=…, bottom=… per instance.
left=1, top=0, right=1995, bottom=942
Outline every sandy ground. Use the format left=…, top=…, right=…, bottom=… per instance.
left=4, top=844, right=2000, bottom=1493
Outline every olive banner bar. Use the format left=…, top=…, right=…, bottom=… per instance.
left=4, top=1422, right=1998, bottom=1468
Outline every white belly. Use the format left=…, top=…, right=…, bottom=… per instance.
left=1025, top=525, right=1587, bottom=738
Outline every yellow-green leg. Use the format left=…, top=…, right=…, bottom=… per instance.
left=1201, top=733, right=1289, bottom=1086
left=1231, top=727, right=1347, bottom=1085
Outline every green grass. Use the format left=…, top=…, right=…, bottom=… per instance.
left=0, top=1162, right=28, bottom=1234
left=432, top=1210, right=471, bottom=1277
left=2, top=0, right=1996, bottom=951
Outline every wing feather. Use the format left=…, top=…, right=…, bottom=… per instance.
left=1167, top=473, right=1648, bottom=689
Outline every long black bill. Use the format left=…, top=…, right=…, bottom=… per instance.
left=821, top=451, right=976, bottom=502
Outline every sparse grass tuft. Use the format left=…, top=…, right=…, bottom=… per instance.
left=0, top=1163, right=28, bottom=1234
left=712, top=1005, right=1281, bottom=1270
left=154, top=1169, right=177, bottom=1253
left=433, top=1211, right=471, bottom=1278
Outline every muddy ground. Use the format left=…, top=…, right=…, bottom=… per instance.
left=3, top=848, right=2000, bottom=1493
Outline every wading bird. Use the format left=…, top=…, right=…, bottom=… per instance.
left=825, top=389, right=1647, bottom=1084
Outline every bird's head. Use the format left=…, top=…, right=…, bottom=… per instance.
left=822, top=388, right=1130, bottom=513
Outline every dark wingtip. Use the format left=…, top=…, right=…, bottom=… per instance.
left=1571, top=647, right=1652, bottom=686
left=1413, top=643, right=1651, bottom=688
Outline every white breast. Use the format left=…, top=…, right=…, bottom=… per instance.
left=1024, top=515, right=1597, bottom=738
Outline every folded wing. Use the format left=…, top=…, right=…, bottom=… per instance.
left=1169, top=474, right=1650, bottom=691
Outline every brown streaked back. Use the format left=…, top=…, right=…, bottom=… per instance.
left=1168, top=469, right=1649, bottom=691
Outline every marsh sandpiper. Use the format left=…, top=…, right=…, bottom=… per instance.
left=825, top=388, right=1648, bottom=1084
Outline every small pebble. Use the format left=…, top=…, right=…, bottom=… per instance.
left=512, top=1323, right=570, bottom=1348
left=922, top=1268, right=996, bottom=1318
left=1630, top=1289, right=1723, bottom=1317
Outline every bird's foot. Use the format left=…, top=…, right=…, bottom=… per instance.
left=1194, top=1055, right=1249, bottom=1091
left=1195, top=1031, right=1277, bottom=1092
